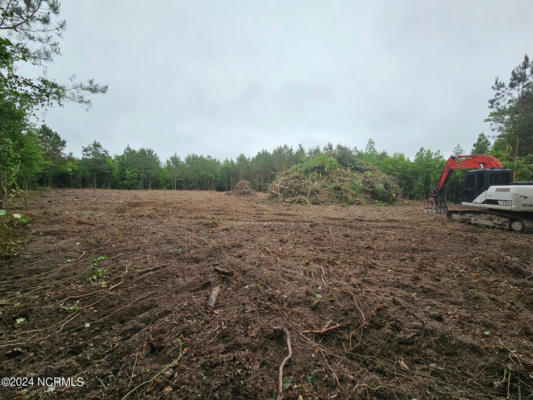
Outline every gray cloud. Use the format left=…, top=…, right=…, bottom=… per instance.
left=41, top=0, right=533, bottom=161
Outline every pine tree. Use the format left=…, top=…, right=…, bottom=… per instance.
left=487, top=54, right=533, bottom=157
left=452, top=144, right=464, bottom=156
left=471, top=133, right=491, bottom=154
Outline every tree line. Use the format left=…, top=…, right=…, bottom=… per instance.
left=6, top=129, right=529, bottom=204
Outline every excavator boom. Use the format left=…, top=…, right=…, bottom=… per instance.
left=435, top=154, right=503, bottom=192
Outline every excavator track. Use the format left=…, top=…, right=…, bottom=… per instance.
left=446, top=210, right=533, bottom=233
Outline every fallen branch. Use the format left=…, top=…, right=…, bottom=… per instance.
left=54, top=281, right=122, bottom=305
left=351, top=293, right=367, bottom=328
left=121, top=339, right=183, bottom=400
left=302, top=324, right=342, bottom=335
left=321, top=349, right=340, bottom=387
left=275, top=327, right=292, bottom=400
left=347, top=290, right=368, bottom=351
left=2, top=290, right=157, bottom=348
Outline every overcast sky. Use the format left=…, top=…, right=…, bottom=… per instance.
left=40, top=0, right=533, bottom=162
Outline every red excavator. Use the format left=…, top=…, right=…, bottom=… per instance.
left=425, top=154, right=533, bottom=233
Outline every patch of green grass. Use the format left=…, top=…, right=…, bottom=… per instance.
left=88, top=256, right=110, bottom=285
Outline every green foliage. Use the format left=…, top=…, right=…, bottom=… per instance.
left=358, top=139, right=380, bottom=165
left=487, top=54, right=533, bottom=157
left=0, top=1, right=106, bottom=202
left=502, top=155, right=533, bottom=181
left=166, top=154, right=183, bottom=189
left=335, top=144, right=364, bottom=171
left=0, top=210, right=29, bottom=256
left=271, top=158, right=401, bottom=205
left=179, top=154, right=220, bottom=190
left=17, top=130, right=44, bottom=189
left=38, top=124, right=67, bottom=187
left=88, top=256, right=109, bottom=285
left=0, top=136, right=454, bottom=203
left=411, top=148, right=445, bottom=199
left=452, top=144, right=464, bottom=157
left=215, top=159, right=238, bottom=191
left=0, top=1, right=107, bottom=109
left=80, top=141, right=114, bottom=188
left=0, top=95, right=44, bottom=203
left=91, top=255, right=108, bottom=267
left=471, top=133, right=491, bottom=154
left=282, top=377, right=292, bottom=389
left=378, top=148, right=445, bottom=200
left=288, top=154, right=340, bottom=177
left=116, top=146, right=163, bottom=189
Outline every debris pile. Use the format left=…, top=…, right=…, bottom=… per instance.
left=269, top=156, right=400, bottom=205
left=231, top=179, right=256, bottom=196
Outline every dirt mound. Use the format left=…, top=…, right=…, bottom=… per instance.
left=269, top=163, right=401, bottom=205
left=231, top=179, right=256, bottom=195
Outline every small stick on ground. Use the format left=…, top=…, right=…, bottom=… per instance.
left=302, top=324, right=342, bottom=335
left=320, top=265, right=328, bottom=286
left=351, top=293, right=367, bottom=327
left=321, top=349, right=341, bottom=387
left=274, top=327, right=292, bottom=400
left=213, top=267, right=233, bottom=276
left=328, top=226, right=336, bottom=249
left=95, top=375, right=107, bottom=388
left=359, top=262, right=368, bottom=290
left=121, top=339, right=183, bottom=400
left=129, top=350, right=139, bottom=387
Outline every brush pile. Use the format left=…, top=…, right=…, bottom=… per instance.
left=231, top=180, right=256, bottom=196
left=269, top=155, right=400, bottom=205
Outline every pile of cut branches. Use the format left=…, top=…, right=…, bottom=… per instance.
left=269, top=155, right=400, bottom=205
left=230, top=179, right=256, bottom=196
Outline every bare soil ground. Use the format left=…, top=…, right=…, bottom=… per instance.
left=1, top=189, right=532, bottom=400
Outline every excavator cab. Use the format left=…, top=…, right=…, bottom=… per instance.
left=463, top=169, right=513, bottom=202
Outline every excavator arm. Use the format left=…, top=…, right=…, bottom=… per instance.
left=425, top=154, right=503, bottom=213
left=435, top=154, right=503, bottom=193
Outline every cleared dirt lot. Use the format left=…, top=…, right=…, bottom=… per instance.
left=1, top=189, right=532, bottom=399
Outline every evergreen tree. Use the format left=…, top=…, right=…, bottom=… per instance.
left=487, top=54, right=533, bottom=157
left=471, top=133, right=491, bottom=154
left=80, top=141, right=114, bottom=188
left=38, top=125, right=66, bottom=187
left=166, top=154, right=183, bottom=190
left=0, top=0, right=107, bottom=109
left=452, top=144, right=464, bottom=156
left=0, top=0, right=106, bottom=200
